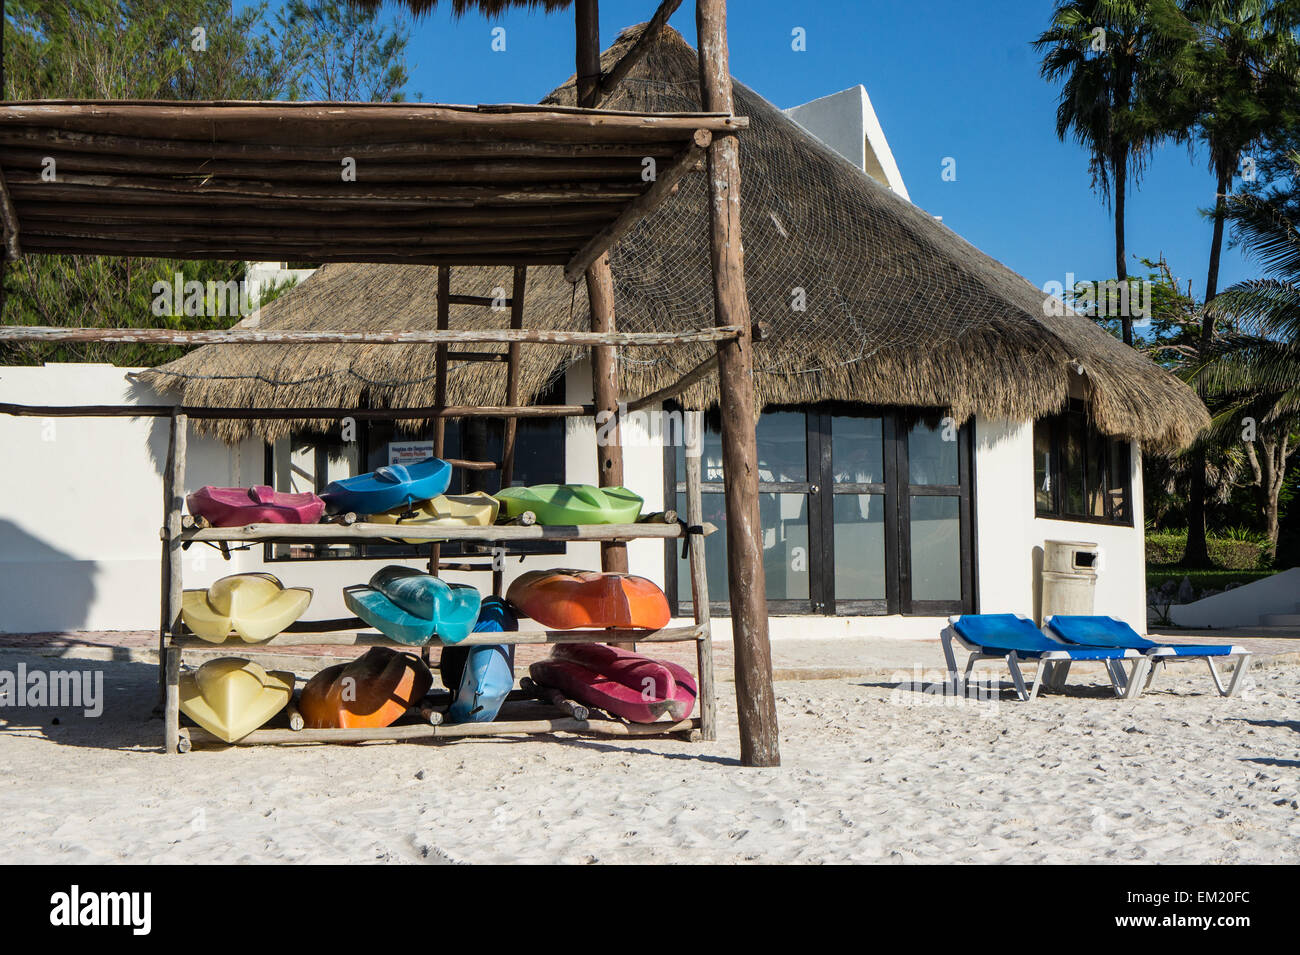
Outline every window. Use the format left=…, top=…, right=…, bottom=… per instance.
left=265, top=384, right=566, bottom=561
left=1033, top=403, right=1132, bottom=525
left=664, top=406, right=974, bottom=616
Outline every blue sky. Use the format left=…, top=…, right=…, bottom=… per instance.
left=254, top=0, right=1258, bottom=298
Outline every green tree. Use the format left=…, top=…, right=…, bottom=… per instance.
left=271, top=1, right=411, bottom=102
left=1035, top=0, right=1189, bottom=346
left=1193, top=185, right=1300, bottom=558
left=1174, top=0, right=1300, bottom=565
left=0, top=0, right=410, bottom=367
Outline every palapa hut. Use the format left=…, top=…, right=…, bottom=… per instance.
left=138, top=22, right=1208, bottom=636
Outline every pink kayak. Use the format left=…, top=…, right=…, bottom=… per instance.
left=187, top=485, right=326, bottom=527
left=530, top=643, right=697, bottom=723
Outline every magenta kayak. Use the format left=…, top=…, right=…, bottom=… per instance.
left=187, top=485, right=326, bottom=527
left=530, top=643, right=697, bottom=723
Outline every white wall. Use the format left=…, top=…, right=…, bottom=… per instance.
left=0, top=364, right=256, bottom=631
left=0, top=366, right=1150, bottom=638
left=784, top=85, right=910, bottom=200
left=0, top=361, right=671, bottom=633
left=973, top=415, right=1147, bottom=633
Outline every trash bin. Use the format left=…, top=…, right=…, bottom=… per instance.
left=1039, top=540, right=1100, bottom=624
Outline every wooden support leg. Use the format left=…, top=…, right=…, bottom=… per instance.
left=685, top=415, right=717, bottom=741
left=164, top=645, right=181, bottom=754
left=577, top=2, right=631, bottom=650
left=696, top=0, right=779, bottom=767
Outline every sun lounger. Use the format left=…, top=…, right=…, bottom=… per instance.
left=1045, top=615, right=1253, bottom=698
left=940, top=614, right=1150, bottom=701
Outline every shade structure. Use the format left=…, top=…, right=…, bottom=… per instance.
left=0, top=100, right=740, bottom=266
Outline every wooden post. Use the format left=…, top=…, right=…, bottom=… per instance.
left=497, top=265, right=527, bottom=597
left=499, top=266, right=528, bottom=485
left=577, top=0, right=630, bottom=583
left=430, top=266, right=450, bottom=575
left=163, top=411, right=187, bottom=753
left=684, top=412, right=716, bottom=741
left=696, top=0, right=779, bottom=767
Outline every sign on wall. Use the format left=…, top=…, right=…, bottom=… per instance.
left=388, top=441, right=435, bottom=466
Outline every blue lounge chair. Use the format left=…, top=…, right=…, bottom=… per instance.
left=941, top=614, right=1150, bottom=701
left=1045, top=615, right=1253, bottom=698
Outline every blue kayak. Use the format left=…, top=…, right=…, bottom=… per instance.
left=321, top=457, right=453, bottom=516
left=344, top=566, right=481, bottom=645
left=440, top=596, right=517, bottom=723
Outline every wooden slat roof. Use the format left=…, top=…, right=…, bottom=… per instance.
left=0, top=101, right=744, bottom=266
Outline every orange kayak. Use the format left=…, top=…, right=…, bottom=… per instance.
left=297, top=647, right=432, bottom=729
left=506, top=569, right=671, bottom=630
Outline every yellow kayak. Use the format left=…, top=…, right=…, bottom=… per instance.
left=369, top=492, right=500, bottom=543
left=181, top=573, right=313, bottom=643
left=179, top=657, right=294, bottom=743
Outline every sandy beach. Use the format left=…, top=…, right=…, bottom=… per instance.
left=1, top=648, right=1296, bottom=865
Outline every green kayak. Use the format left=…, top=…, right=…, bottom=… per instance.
left=494, top=484, right=644, bottom=525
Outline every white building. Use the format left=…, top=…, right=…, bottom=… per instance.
left=0, top=30, right=1206, bottom=640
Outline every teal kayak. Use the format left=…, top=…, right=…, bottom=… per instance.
left=344, top=566, right=481, bottom=645
left=440, top=596, right=517, bottom=724
left=494, top=484, right=643, bottom=525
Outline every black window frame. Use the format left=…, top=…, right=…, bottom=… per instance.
left=1033, top=401, right=1134, bottom=527
left=663, top=404, right=976, bottom=617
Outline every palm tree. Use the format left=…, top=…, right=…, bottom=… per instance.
left=1166, top=1, right=1300, bottom=566
left=1035, top=0, right=1188, bottom=345
left=1192, top=186, right=1300, bottom=559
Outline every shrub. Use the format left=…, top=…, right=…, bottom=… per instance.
left=1145, top=529, right=1267, bottom=570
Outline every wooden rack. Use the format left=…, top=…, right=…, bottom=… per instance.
left=156, top=393, right=720, bottom=753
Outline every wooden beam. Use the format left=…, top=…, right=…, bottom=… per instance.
left=563, top=129, right=711, bottom=282
left=0, top=324, right=742, bottom=347
left=163, top=411, right=187, bottom=755
left=182, top=520, right=715, bottom=544
left=595, top=0, right=685, bottom=105
left=175, top=624, right=706, bottom=649
left=0, top=146, right=654, bottom=183
left=697, top=0, right=780, bottom=768
left=15, top=198, right=626, bottom=228
left=500, top=266, right=528, bottom=486
left=684, top=412, right=717, bottom=742
left=6, top=170, right=648, bottom=204
left=431, top=266, right=451, bottom=576
left=181, top=716, right=700, bottom=746
left=433, top=267, right=451, bottom=460
left=577, top=0, right=630, bottom=592
left=0, top=125, right=690, bottom=161
left=0, top=401, right=595, bottom=420
left=0, top=164, right=20, bottom=259
left=626, top=352, right=718, bottom=412
left=0, top=102, right=748, bottom=143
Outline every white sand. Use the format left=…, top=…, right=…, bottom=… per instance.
left=1, top=651, right=1297, bottom=864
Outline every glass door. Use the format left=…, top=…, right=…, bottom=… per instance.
left=666, top=406, right=974, bottom=617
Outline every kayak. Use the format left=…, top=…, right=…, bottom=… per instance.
left=440, top=596, right=517, bottom=724
left=529, top=644, right=697, bottom=723
left=494, top=484, right=643, bottom=525
left=320, top=457, right=453, bottom=516
left=344, top=566, right=481, bottom=645
left=181, top=573, right=313, bottom=643
left=298, top=647, right=432, bottom=730
left=506, top=569, right=670, bottom=630
left=369, top=492, right=500, bottom=543
left=187, top=485, right=325, bottom=527
left=179, top=657, right=295, bottom=742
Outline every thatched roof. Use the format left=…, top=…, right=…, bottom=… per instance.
left=142, top=23, right=1209, bottom=454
